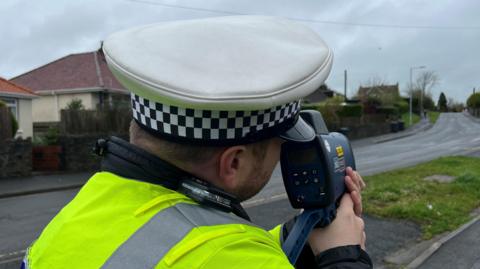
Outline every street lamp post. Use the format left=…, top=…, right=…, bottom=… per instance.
left=409, top=66, right=426, bottom=125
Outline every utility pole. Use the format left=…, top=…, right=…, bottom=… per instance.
left=344, top=69, right=347, bottom=102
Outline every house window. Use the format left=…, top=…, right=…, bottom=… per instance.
left=1, top=97, right=18, bottom=120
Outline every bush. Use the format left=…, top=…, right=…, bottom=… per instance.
left=301, top=102, right=339, bottom=126
left=467, top=93, right=480, bottom=108
left=66, top=98, right=85, bottom=110
left=377, top=106, right=399, bottom=117
left=0, top=100, right=18, bottom=137
left=10, top=113, right=18, bottom=137
left=337, top=104, right=363, bottom=118
left=394, top=100, right=409, bottom=114
left=44, top=127, right=59, bottom=145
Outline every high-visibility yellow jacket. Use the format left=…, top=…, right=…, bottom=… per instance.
left=24, top=172, right=292, bottom=269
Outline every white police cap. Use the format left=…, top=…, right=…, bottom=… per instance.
left=104, top=16, right=332, bottom=145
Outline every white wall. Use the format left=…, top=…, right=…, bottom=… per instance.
left=32, top=95, right=56, bottom=122
left=32, top=92, right=95, bottom=122
left=17, top=98, right=33, bottom=138
left=58, top=93, right=94, bottom=110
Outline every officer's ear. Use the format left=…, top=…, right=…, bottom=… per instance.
left=218, top=145, right=248, bottom=189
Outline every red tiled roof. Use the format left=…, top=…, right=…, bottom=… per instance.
left=11, top=49, right=126, bottom=92
left=0, top=77, right=37, bottom=98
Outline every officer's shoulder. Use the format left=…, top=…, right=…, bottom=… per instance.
left=160, top=223, right=290, bottom=268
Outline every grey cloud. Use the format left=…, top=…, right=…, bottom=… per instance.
left=0, top=0, right=478, bottom=102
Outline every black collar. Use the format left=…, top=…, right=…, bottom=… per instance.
left=95, top=136, right=250, bottom=221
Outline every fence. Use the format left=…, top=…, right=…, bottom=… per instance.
left=0, top=105, right=12, bottom=141
left=55, top=108, right=131, bottom=171
left=60, top=108, right=131, bottom=135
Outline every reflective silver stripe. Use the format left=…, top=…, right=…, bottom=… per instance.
left=101, top=203, right=249, bottom=269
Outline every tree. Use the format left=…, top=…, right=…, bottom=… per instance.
left=414, top=71, right=439, bottom=115
left=66, top=98, right=85, bottom=110
left=467, top=93, right=480, bottom=108
left=437, top=92, right=448, bottom=112
left=410, top=89, right=435, bottom=113
left=448, top=100, right=465, bottom=112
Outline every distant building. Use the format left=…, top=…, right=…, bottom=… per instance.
left=11, top=48, right=128, bottom=123
left=304, top=84, right=342, bottom=103
left=0, top=77, right=37, bottom=138
left=357, top=83, right=400, bottom=103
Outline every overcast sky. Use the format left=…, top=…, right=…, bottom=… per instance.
left=1, top=0, right=479, bottom=103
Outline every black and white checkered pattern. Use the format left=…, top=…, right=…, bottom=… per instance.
left=131, top=93, right=301, bottom=141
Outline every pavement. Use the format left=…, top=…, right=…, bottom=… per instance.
left=351, top=117, right=432, bottom=148
left=0, top=172, right=92, bottom=199
left=1, top=113, right=479, bottom=268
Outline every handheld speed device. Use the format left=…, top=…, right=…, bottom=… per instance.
left=280, top=110, right=356, bottom=263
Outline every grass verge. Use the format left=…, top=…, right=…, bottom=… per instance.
left=401, top=113, right=420, bottom=129
left=427, top=111, right=441, bottom=125
left=363, top=156, right=480, bottom=239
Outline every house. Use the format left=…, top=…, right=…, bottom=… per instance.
left=304, top=84, right=342, bottom=103
left=0, top=77, right=38, bottom=138
left=357, top=83, right=400, bottom=104
left=10, top=47, right=129, bottom=124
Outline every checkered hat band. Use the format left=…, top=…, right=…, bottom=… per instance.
left=131, top=93, right=300, bottom=141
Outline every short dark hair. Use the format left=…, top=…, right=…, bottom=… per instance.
left=129, top=120, right=270, bottom=166
left=129, top=120, right=222, bottom=164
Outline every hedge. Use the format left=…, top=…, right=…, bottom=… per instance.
left=0, top=100, right=18, bottom=137
left=337, top=104, right=363, bottom=118
left=467, top=93, right=480, bottom=108
left=394, top=100, right=409, bottom=114
left=376, top=106, right=399, bottom=116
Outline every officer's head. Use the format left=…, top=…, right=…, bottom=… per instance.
left=104, top=16, right=332, bottom=200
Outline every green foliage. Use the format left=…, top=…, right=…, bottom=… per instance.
left=376, top=106, right=399, bottom=117
left=0, top=100, right=18, bottom=137
left=401, top=112, right=420, bottom=128
left=410, top=90, right=435, bottom=113
left=324, top=95, right=345, bottom=105
left=43, top=127, right=59, bottom=145
left=337, top=104, right=363, bottom=118
left=10, top=113, right=18, bottom=137
left=301, top=102, right=338, bottom=125
left=394, top=100, right=409, bottom=114
left=467, top=93, right=480, bottom=108
left=363, top=156, right=480, bottom=239
left=449, top=102, right=465, bottom=112
left=437, top=92, right=448, bottom=112
left=66, top=98, right=85, bottom=110
left=427, top=111, right=440, bottom=125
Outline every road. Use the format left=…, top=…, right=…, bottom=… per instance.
left=1, top=112, right=479, bottom=268
left=251, top=112, right=480, bottom=202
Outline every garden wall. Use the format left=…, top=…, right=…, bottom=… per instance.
left=0, top=138, right=32, bottom=178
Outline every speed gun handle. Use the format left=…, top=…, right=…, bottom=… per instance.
left=282, top=204, right=337, bottom=264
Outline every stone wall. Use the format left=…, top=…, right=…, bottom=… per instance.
left=59, top=133, right=128, bottom=172
left=0, top=138, right=32, bottom=178
left=327, top=114, right=391, bottom=140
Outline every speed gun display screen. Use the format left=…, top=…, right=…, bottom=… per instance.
left=280, top=110, right=356, bottom=210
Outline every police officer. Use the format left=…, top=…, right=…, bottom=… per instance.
left=23, top=16, right=371, bottom=268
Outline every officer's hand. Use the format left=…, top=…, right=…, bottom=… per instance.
left=308, top=194, right=366, bottom=255
left=345, top=167, right=365, bottom=217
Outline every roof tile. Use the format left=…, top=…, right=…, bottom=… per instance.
left=11, top=49, right=126, bottom=92
left=0, top=77, right=37, bottom=98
